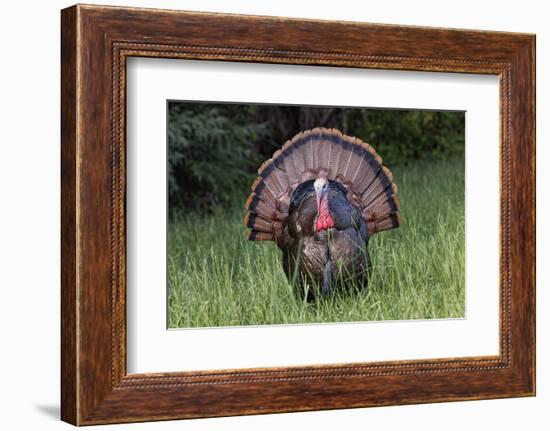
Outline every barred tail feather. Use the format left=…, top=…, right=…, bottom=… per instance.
left=244, top=127, right=400, bottom=242
left=367, top=213, right=401, bottom=234
left=248, top=231, right=274, bottom=241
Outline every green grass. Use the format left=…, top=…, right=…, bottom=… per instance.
left=167, top=157, right=465, bottom=328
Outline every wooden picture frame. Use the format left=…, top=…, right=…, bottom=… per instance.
left=61, top=4, right=535, bottom=425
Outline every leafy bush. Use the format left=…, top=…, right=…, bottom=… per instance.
left=168, top=103, right=266, bottom=212
left=350, top=109, right=465, bottom=166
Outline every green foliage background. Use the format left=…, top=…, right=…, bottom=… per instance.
left=167, top=102, right=464, bottom=213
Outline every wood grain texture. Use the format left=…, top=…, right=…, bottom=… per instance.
left=60, top=4, right=536, bottom=425
left=60, top=5, right=78, bottom=424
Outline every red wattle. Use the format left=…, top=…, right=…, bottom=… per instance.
left=316, top=197, right=334, bottom=232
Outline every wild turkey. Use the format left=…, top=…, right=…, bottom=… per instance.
left=244, top=128, right=400, bottom=300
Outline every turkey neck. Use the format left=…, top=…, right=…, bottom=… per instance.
left=316, top=195, right=334, bottom=232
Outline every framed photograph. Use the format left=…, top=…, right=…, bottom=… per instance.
left=61, top=4, right=535, bottom=425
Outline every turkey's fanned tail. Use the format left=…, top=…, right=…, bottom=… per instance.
left=245, top=127, right=400, bottom=242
